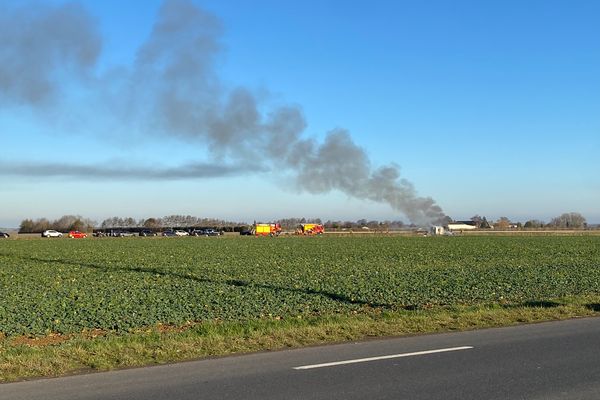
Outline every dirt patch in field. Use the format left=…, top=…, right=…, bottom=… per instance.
left=11, top=333, right=72, bottom=347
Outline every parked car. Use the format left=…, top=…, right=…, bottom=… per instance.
left=139, top=230, right=157, bottom=237
left=174, top=230, right=189, bottom=236
left=162, top=230, right=177, bottom=237
left=68, top=230, right=87, bottom=239
left=191, top=229, right=221, bottom=236
left=0, top=231, right=9, bottom=238
left=42, top=230, right=63, bottom=238
left=107, top=230, right=135, bottom=237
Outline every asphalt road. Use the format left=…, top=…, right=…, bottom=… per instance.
left=2, top=317, right=600, bottom=399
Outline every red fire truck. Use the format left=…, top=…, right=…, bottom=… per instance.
left=298, top=223, right=325, bottom=235
left=254, top=223, right=282, bottom=236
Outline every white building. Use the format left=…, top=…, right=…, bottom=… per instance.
left=447, top=222, right=477, bottom=231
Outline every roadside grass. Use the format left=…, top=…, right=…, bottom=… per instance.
left=2, top=296, right=600, bottom=382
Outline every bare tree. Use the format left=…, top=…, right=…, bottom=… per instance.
left=548, top=212, right=587, bottom=229
left=494, top=217, right=511, bottom=230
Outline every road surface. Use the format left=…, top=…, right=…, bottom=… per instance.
left=2, top=317, right=600, bottom=399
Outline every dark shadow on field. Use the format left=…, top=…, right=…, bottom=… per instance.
left=585, top=303, right=600, bottom=312
left=14, top=255, right=393, bottom=309
left=503, top=300, right=561, bottom=309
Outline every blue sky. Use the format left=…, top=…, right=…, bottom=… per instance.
left=1, top=0, right=598, bottom=227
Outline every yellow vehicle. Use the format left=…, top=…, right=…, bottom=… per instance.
left=298, top=223, right=324, bottom=235
left=254, top=223, right=282, bottom=236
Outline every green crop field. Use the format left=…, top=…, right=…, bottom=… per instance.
left=1, top=235, right=600, bottom=338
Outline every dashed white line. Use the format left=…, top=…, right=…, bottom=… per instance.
left=293, top=346, right=474, bottom=370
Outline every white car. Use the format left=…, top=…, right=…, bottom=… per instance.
left=174, top=230, right=189, bottom=236
left=42, top=230, right=63, bottom=238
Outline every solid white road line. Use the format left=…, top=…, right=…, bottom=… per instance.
left=293, top=346, right=474, bottom=370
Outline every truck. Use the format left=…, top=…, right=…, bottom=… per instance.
left=254, top=223, right=282, bottom=236
left=298, top=223, right=325, bottom=235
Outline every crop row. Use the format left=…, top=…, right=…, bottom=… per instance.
left=1, top=236, right=599, bottom=336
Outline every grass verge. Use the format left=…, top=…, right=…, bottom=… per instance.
left=2, top=296, right=600, bottom=382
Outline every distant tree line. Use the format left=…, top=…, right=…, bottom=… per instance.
left=18, top=214, right=413, bottom=233
left=99, top=216, right=413, bottom=231
left=19, top=215, right=96, bottom=233
left=99, top=215, right=248, bottom=231
left=469, top=212, right=588, bottom=230
left=100, top=215, right=246, bottom=229
left=98, top=216, right=414, bottom=231
left=18, top=215, right=247, bottom=233
left=17, top=212, right=590, bottom=234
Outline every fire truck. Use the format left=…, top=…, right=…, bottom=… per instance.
left=254, top=223, right=282, bottom=236
left=298, top=223, right=325, bottom=235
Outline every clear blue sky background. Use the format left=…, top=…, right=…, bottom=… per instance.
left=1, top=0, right=599, bottom=227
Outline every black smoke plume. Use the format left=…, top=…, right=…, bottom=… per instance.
left=0, top=0, right=445, bottom=225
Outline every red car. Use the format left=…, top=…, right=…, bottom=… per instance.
left=68, top=230, right=88, bottom=239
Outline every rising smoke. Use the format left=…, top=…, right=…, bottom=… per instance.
left=0, top=161, right=249, bottom=180
left=0, top=2, right=101, bottom=105
left=0, top=0, right=445, bottom=225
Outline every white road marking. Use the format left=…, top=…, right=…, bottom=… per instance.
left=293, top=346, right=474, bottom=370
